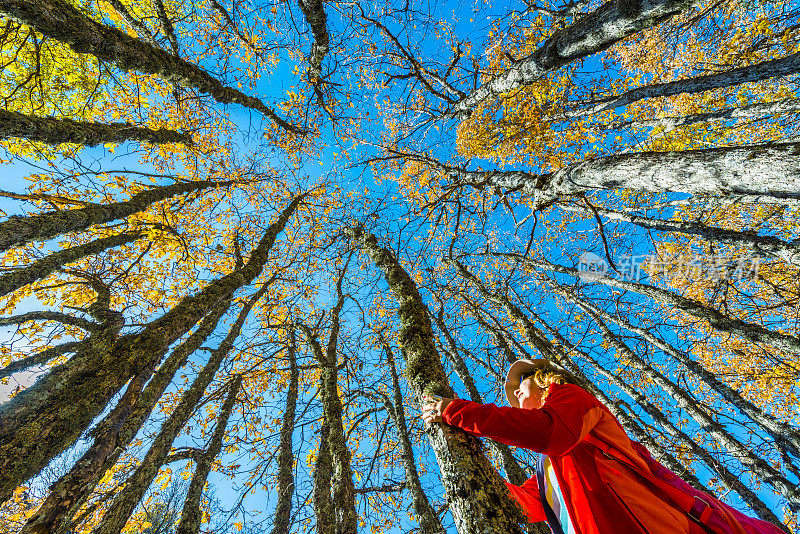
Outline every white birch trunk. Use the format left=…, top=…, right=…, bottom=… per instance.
left=509, top=254, right=800, bottom=354
left=559, top=202, right=800, bottom=266
left=562, top=52, right=800, bottom=119
left=448, top=0, right=696, bottom=117
left=587, top=97, right=800, bottom=133
left=461, top=142, right=800, bottom=208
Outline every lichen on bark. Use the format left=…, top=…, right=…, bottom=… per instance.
left=0, top=0, right=302, bottom=134
left=0, top=108, right=192, bottom=146
left=347, top=226, right=525, bottom=534
left=0, top=179, right=229, bottom=253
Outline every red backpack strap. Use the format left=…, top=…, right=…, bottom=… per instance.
left=582, top=433, right=744, bottom=534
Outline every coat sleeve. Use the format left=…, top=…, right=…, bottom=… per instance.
left=506, top=477, right=547, bottom=523
left=441, top=384, right=604, bottom=456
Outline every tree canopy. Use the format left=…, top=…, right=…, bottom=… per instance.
left=0, top=0, right=799, bottom=532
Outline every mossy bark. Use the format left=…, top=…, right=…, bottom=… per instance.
left=0, top=341, right=81, bottom=380
left=380, top=335, right=446, bottom=534
left=0, top=193, right=303, bottom=505
left=21, top=297, right=232, bottom=534
left=348, top=227, right=524, bottom=534
left=312, top=411, right=335, bottom=534
left=176, top=375, right=242, bottom=534
left=302, top=323, right=335, bottom=534
left=0, top=0, right=300, bottom=133
left=301, top=270, right=358, bottom=534
left=269, top=329, right=299, bottom=534
left=431, top=308, right=530, bottom=488
left=0, top=179, right=228, bottom=253
left=0, top=306, right=124, bottom=504
left=0, top=231, right=143, bottom=297
left=92, top=282, right=271, bottom=534
left=0, top=108, right=192, bottom=146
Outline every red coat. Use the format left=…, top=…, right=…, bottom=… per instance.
left=441, top=383, right=776, bottom=534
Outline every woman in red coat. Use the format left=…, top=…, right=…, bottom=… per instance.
left=421, top=358, right=786, bottom=534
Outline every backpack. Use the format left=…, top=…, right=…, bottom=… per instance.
left=580, top=433, right=789, bottom=534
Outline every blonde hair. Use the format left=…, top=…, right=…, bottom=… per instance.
left=521, top=362, right=580, bottom=403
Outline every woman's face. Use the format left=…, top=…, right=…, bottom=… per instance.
left=514, top=376, right=546, bottom=409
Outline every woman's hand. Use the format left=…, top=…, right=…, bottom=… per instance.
left=421, top=395, right=455, bottom=424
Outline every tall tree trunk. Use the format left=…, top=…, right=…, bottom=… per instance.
left=462, top=142, right=800, bottom=208
left=588, top=97, right=800, bottom=134
left=0, top=0, right=301, bottom=134
left=304, top=327, right=335, bottom=534
left=347, top=227, right=525, bottom=534
left=448, top=0, right=695, bottom=117
left=208, top=0, right=258, bottom=56
left=326, top=270, right=358, bottom=534
left=312, top=410, right=335, bottom=534
left=378, top=333, right=446, bottom=534
left=176, top=375, right=242, bottom=534
left=559, top=201, right=800, bottom=267
left=92, top=281, right=271, bottom=534
left=0, top=341, right=81, bottom=380
left=430, top=307, right=531, bottom=487
left=301, top=260, right=358, bottom=534
left=502, top=253, right=800, bottom=355
left=470, top=303, right=535, bottom=364
left=0, top=299, right=123, bottom=504
left=0, top=193, right=304, bottom=504
left=106, top=0, right=154, bottom=43
left=21, top=297, right=233, bottom=534
left=453, top=260, right=560, bottom=362
left=0, top=108, right=192, bottom=146
left=151, top=0, right=178, bottom=56
left=0, top=231, right=144, bottom=297
left=471, top=308, right=519, bottom=369
left=297, top=0, right=329, bottom=88
left=561, top=52, right=800, bottom=119
left=269, top=329, right=299, bottom=534
left=0, top=179, right=229, bottom=253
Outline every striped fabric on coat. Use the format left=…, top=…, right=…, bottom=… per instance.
left=542, top=456, right=576, bottom=534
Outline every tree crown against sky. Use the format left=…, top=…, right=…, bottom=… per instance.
left=1, top=0, right=800, bottom=532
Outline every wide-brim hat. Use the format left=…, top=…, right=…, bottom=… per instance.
left=504, top=358, right=548, bottom=408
